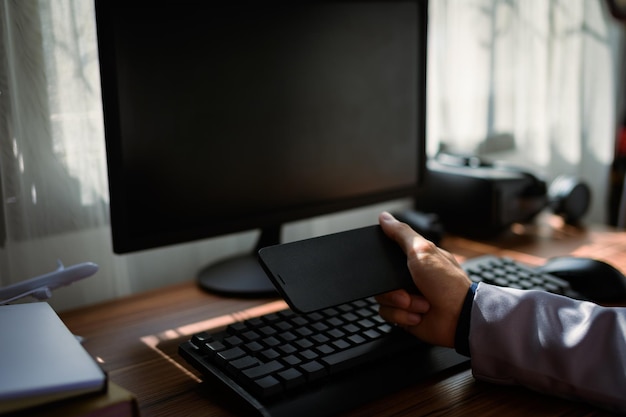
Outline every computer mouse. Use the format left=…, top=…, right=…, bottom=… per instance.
left=538, top=256, right=626, bottom=303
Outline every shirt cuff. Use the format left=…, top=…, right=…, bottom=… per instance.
left=454, top=282, right=478, bottom=357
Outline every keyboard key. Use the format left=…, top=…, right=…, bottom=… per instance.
left=201, top=340, right=226, bottom=356
left=363, top=329, right=382, bottom=340
left=260, top=348, right=280, bottom=361
left=494, top=277, right=509, bottom=286
left=295, top=327, right=314, bottom=337
left=243, top=360, right=284, bottom=380
left=321, top=307, right=339, bottom=316
left=244, top=341, right=264, bottom=353
left=277, top=368, right=306, bottom=388
left=275, top=321, right=293, bottom=331
left=291, top=316, right=309, bottom=326
left=246, top=318, right=264, bottom=327
left=278, top=331, right=298, bottom=342
left=343, top=323, right=360, bottom=334
left=312, top=333, right=330, bottom=344
left=191, top=331, right=212, bottom=346
left=299, top=360, right=327, bottom=381
left=228, top=322, right=248, bottom=333
left=315, top=344, right=335, bottom=355
left=327, top=328, right=345, bottom=339
left=248, top=375, right=282, bottom=398
left=357, top=318, right=376, bottom=328
left=262, top=336, right=281, bottom=347
left=332, top=339, right=351, bottom=350
left=326, top=317, right=344, bottom=327
left=216, top=347, right=246, bottom=364
left=224, top=335, right=243, bottom=346
left=242, top=330, right=262, bottom=342
left=229, top=356, right=259, bottom=372
left=295, top=338, right=315, bottom=349
left=311, top=322, right=329, bottom=332
left=348, top=334, right=366, bottom=345
left=282, top=354, right=302, bottom=366
left=321, top=338, right=401, bottom=374
left=277, top=344, right=298, bottom=355
left=341, top=312, right=358, bottom=321
left=259, top=325, right=277, bottom=336
left=299, top=349, right=319, bottom=361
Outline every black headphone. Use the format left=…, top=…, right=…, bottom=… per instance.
left=548, top=175, right=592, bottom=224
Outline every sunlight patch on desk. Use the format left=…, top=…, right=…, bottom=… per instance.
left=175, top=300, right=289, bottom=338
left=138, top=300, right=288, bottom=345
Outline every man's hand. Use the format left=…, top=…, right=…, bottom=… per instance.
left=375, top=212, right=471, bottom=348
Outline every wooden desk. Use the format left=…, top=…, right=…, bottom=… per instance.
left=60, top=216, right=626, bottom=416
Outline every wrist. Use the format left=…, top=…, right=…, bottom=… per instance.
left=454, top=282, right=478, bottom=357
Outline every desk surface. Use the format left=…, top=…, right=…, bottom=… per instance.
left=60, top=215, right=626, bottom=416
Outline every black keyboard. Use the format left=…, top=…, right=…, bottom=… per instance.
left=462, top=256, right=585, bottom=299
left=178, top=255, right=581, bottom=417
left=179, top=296, right=468, bottom=417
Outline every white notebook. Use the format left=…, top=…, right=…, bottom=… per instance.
left=0, top=302, right=107, bottom=413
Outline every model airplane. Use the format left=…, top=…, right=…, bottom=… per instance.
left=0, top=261, right=99, bottom=305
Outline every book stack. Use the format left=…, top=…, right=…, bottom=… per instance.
left=0, top=302, right=138, bottom=416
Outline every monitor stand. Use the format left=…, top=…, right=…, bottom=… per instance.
left=196, top=226, right=280, bottom=298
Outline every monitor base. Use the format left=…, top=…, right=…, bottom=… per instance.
left=196, top=226, right=280, bottom=298
left=196, top=254, right=277, bottom=298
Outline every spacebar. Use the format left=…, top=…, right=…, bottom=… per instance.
left=321, top=338, right=405, bottom=374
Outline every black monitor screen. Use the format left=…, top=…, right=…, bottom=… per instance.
left=96, top=0, right=428, bottom=295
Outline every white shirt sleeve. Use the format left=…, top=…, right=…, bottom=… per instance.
left=469, top=283, right=626, bottom=413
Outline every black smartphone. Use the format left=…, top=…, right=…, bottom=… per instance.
left=258, top=225, right=416, bottom=313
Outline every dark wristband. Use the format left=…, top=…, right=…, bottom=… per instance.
left=454, top=282, right=478, bottom=357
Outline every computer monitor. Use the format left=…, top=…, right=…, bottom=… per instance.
left=95, top=0, right=428, bottom=297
